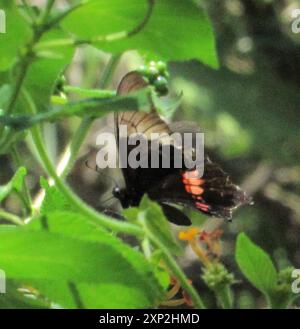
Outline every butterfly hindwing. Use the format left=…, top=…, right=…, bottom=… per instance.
left=148, top=157, right=249, bottom=221
left=160, top=203, right=191, bottom=226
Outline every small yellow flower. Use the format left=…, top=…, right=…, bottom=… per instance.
left=178, top=227, right=200, bottom=241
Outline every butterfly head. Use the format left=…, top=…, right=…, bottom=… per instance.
left=112, top=185, right=143, bottom=209
left=112, top=186, right=130, bottom=208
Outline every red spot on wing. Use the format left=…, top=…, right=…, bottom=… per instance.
left=185, top=185, right=204, bottom=195
left=195, top=202, right=210, bottom=212
left=183, top=178, right=204, bottom=186
left=182, top=170, right=205, bottom=196
left=181, top=170, right=210, bottom=213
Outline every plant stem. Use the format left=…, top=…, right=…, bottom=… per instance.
left=215, top=285, right=233, bottom=309
left=98, top=55, right=121, bottom=88
left=141, top=238, right=152, bottom=259
left=57, top=118, right=91, bottom=179
left=63, top=86, right=115, bottom=98
left=0, top=209, right=24, bottom=226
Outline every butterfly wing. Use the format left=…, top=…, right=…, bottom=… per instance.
left=115, top=71, right=178, bottom=205
left=148, top=156, right=250, bottom=221
left=148, top=121, right=250, bottom=221
left=160, top=203, right=191, bottom=226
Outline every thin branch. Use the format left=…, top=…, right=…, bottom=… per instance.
left=0, top=209, right=24, bottom=226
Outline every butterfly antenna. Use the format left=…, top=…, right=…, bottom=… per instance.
left=85, top=160, right=119, bottom=187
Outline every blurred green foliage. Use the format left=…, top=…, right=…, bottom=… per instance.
left=0, top=0, right=299, bottom=309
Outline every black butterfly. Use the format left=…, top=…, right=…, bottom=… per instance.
left=111, top=71, right=250, bottom=225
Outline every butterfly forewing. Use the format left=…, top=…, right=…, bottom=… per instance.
left=114, top=71, right=178, bottom=207
left=116, top=71, right=171, bottom=140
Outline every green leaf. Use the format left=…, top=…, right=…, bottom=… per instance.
left=29, top=211, right=161, bottom=290
left=236, top=233, right=278, bottom=296
left=61, top=0, right=218, bottom=67
left=40, top=177, right=76, bottom=214
left=11, top=167, right=27, bottom=191
left=150, top=250, right=170, bottom=290
left=0, top=167, right=27, bottom=202
left=0, top=212, right=163, bottom=308
left=0, top=2, right=30, bottom=71
left=137, top=196, right=181, bottom=255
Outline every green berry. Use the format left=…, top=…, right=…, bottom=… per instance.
left=149, top=60, right=157, bottom=67
left=156, top=61, right=167, bottom=73
left=54, top=75, right=66, bottom=95
left=148, top=66, right=160, bottom=77
left=154, top=76, right=168, bottom=96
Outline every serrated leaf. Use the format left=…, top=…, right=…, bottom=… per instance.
left=236, top=233, right=278, bottom=296
left=11, top=167, right=27, bottom=192
left=40, top=177, right=76, bottom=214
left=28, top=211, right=160, bottom=291
left=0, top=212, right=163, bottom=308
